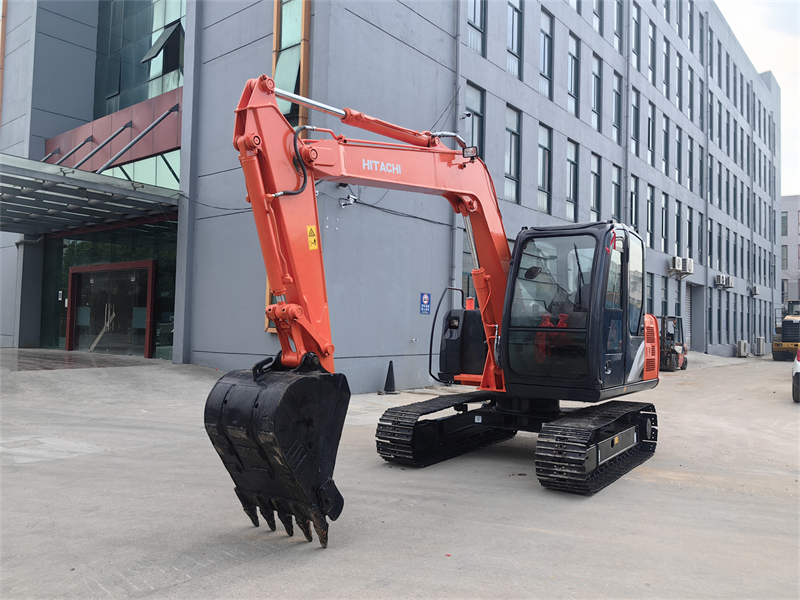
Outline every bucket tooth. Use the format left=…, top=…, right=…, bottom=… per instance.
left=312, top=515, right=329, bottom=548
left=234, top=488, right=259, bottom=527
left=259, top=506, right=276, bottom=531
left=297, top=518, right=314, bottom=542
left=277, top=510, right=294, bottom=537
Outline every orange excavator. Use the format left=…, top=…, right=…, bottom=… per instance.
left=204, top=75, right=660, bottom=548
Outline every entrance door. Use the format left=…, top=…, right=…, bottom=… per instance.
left=67, top=261, right=155, bottom=357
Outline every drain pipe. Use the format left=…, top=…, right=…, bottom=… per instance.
left=449, top=0, right=463, bottom=309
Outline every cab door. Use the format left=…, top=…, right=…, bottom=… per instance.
left=601, top=232, right=625, bottom=387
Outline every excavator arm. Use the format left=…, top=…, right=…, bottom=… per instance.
left=232, top=75, right=510, bottom=390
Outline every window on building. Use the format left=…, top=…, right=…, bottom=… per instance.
left=612, top=164, right=621, bottom=220
left=630, top=88, right=640, bottom=156
left=687, top=137, right=694, bottom=191
left=675, top=126, right=682, bottom=183
left=782, top=279, right=788, bottom=304
left=782, top=211, right=787, bottom=236
left=676, top=53, right=683, bottom=110
left=507, top=0, right=522, bottom=78
left=688, top=0, right=694, bottom=52
left=662, top=37, right=670, bottom=97
left=613, top=73, right=623, bottom=144
left=593, top=0, right=604, bottom=34
left=699, top=80, right=704, bottom=130
left=661, top=193, right=669, bottom=253
left=631, top=3, right=641, bottom=71
left=698, top=211, right=704, bottom=265
left=647, top=273, right=654, bottom=314
left=708, top=218, right=714, bottom=269
left=663, top=0, right=670, bottom=22
left=566, top=140, right=579, bottom=222
left=591, top=153, right=601, bottom=221
left=538, top=124, right=552, bottom=213
left=614, top=0, right=623, bottom=53
left=687, top=207, right=694, bottom=259
left=569, top=0, right=581, bottom=13
left=699, top=13, right=705, bottom=64
left=539, top=11, right=554, bottom=99
left=647, top=102, right=656, bottom=166
left=644, top=184, right=655, bottom=249
left=568, top=34, right=581, bottom=116
left=631, top=175, right=639, bottom=229
left=504, top=105, right=521, bottom=203
left=662, top=277, right=669, bottom=317
left=699, top=145, right=704, bottom=198
left=782, top=245, right=788, bottom=270
left=94, top=0, right=187, bottom=118
left=709, top=91, right=714, bottom=139
left=662, top=115, right=670, bottom=176
left=467, top=0, right=486, bottom=56
left=708, top=288, right=713, bottom=344
left=648, top=21, right=657, bottom=85
left=592, top=55, right=602, bottom=131
left=465, top=83, right=484, bottom=158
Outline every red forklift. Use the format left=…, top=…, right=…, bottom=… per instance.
left=659, top=316, right=688, bottom=372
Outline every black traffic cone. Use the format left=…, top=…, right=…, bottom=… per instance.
left=378, top=360, right=400, bottom=395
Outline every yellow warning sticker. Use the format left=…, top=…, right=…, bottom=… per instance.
left=307, top=225, right=318, bottom=250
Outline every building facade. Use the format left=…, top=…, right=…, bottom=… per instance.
left=780, top=194, right=800, bottom=309
left=1, top=0, right=781, bottom=392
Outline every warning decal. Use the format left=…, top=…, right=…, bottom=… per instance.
left=307, top=226, right=318, bottom=250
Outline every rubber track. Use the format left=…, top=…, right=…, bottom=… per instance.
left=376, top=392, right=516, bottom=467
left=534, top=401, right=658, bottom=495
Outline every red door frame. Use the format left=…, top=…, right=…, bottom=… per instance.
left=65, top=260, right=157, bottom=358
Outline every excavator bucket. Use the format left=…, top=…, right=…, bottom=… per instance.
left=204, top=356, right=350, bottom=547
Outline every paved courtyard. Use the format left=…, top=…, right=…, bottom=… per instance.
left=1, top=349, right=797, bottom=598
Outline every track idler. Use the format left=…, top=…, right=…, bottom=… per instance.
left=204, top=353, right=350, bottom=547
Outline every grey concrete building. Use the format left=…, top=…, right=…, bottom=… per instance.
left=0, top=0, right=782, bottom=392
left=780, top=194, right=799, bottom=308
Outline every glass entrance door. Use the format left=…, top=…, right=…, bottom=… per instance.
left=73, top=268, right=149, bottom=356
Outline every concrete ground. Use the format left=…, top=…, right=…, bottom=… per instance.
left=1, top=349, right=797, bottom=599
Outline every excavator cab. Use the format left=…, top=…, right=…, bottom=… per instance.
left=500, top=222, right=658, bottom=401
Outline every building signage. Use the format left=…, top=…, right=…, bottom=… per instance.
left=420, top=292, right=431, bottom=315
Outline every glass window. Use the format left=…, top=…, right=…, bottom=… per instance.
left=631, top=3, right=641, bottom=71
left=593, top=0, right=603, bottom=34
left=782, top=211, right=788, bottom=236
left=647, top=102, right=655, bottom=166
left=467, top=0, right=486, bottom=56
left=614, top=0, right=623, bottom=53
left=465, top=83, right=484, bottom=158
left=661, top=193, right=669, bottom=253
left=630, top=88, right=640, bottom=156
left=630, top=176, right=639, bottom=229
left=629, top=235, right=644, bottom=334
left=504, top=106, right=521, bottom=203
left=538, top=125, right=552, bottom=214
left=568, top=35, right=580, bottom=117
left=539, top=11, right=554, bottom=99
left=590, top=154, right=601, bottom=222
left=592, top=55, right=602, bottom=131
left=648, top=21, right=657, bottom=86
left=507, top=235, right=596, bottom=381
left=566, top=141, right=579, bottom=222
left=507, top=0, right=522, bottom=78
left=612, top=165, right=621, bottom=220
left=662, top=37, right=670, bottom=97
left=612, top=72, right=622, bottom=144
left=646, top=184, right=655, bottom=248
left=662, top=115, right=670, bottom=176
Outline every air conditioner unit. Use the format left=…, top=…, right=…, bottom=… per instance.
left=684, top=258, right=694, bottom=274
left=669, top=256, right=683, bottom=271
left=724, top=275, right=735, bottom=288
left=754, top=337, right=765, bottom=356
left=751, top=285, right=760, bottom=296
left=715, top=274, right=726, bottom=287
left=736, top=340, right=748, bottom=357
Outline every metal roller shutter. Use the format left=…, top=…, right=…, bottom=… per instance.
left=685, top=283, right=692, bottom=350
